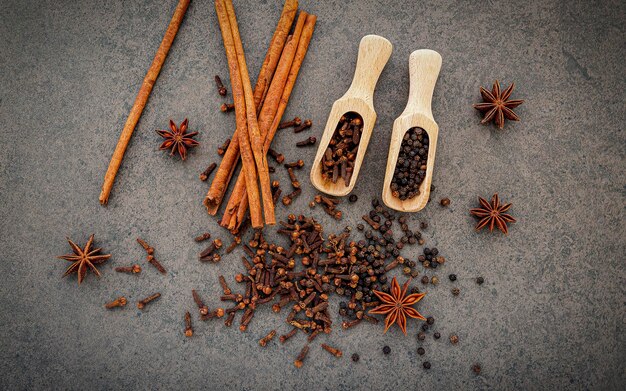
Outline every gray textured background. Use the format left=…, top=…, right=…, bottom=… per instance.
left=1, top=0, right=625, bottom=390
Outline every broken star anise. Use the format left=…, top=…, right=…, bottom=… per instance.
left=470, top=193, right=517, bottom=235
left=156, top=118, right=199, bottom=160
left=473, top=80, right=524, bottom=129
left=57, top=234, right=111, bottom=285
left=368, top=276, right=426, bottom=335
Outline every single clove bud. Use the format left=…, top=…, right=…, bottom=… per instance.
left=321, top=343, right=343, bottom=358
left=279, top=328, right=298, bottom=343
left=192, top=289, right=209, bottom=315
left=224, top=311, right=235, bottom=327
left=184, top=311, right=193, bottom=337
left=296, top=136, right=316, bottom=147
left=105, top=296, right=127, bottom=309
left=217, top=139, right=230, bottom=155
left=268, top=148, right=285, bottom=164
left=287, top=167, right=300, bottom=189
left=284, top=160, right=304, bottom=169
left=218, top=275, right=231, bottom=295
left=278, top=117, right=302, bottom=130
left=146, top=255, right=166, bottom=274
left=362, top=215, right=380, bottom=230
left=293, top=119, right=312, bottom=133
left=194, top=232, right=211, bottom=242
left=259, top=330, right=277, bottom=347
left=294, top=344, right=310, bottom=368
left=136, top=238, right=154, bottom=255
left=220, top=103, right=235, bottom=112
left=199, top=239, right=223, bottom=261
left=214, top=75, right=227, bottom=96
left=282, top=188, right=302, bottom=206
left=115, top=264, right=141, bottom=274
left=199, top=163, right=217, bottom=181
left=137, top=293, right=161, bottom=309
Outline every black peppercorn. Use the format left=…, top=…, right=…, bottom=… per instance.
left=472, top=363, right=481, bottom=374
left=349, top=194, right=358, bottom=203
left=426, top=316, right=434, bottom=325
left=352, top=353, right=360, bottom=362
left=382, top=346, right=391, bottom=355
left=417, top=332, right=426, bottom=341
left=449, top=274, right=457, bottom=282
left=423, top=361, right=431, bottom=369
left=433, top=332, right=441, bottom=339
left=476, top=276, right=484, bottom=285
left=417, top=347, right=425, bottom=355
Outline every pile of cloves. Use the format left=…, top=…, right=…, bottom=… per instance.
left=390, top=127, right=429, bottom=200
left=321, top=112, right=363, bottom=186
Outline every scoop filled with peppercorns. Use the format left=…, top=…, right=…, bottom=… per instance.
left=382, top=49, right=442, bottom=212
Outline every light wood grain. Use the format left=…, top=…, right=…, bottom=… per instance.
left=382, top=49, right=442, bottom=212
left=310, top=35, right=392, bottom=196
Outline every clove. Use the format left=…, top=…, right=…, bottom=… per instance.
left=293, top=119, right=312, bottom=133
left=137, top=238, right=166, bottom=274
left=199, top=163, right=217, bottom=181
left=321, top=343, right=343, bottom=358
left=217, top=139, right=231, bottom=155
left=259, top=330, right=277, bottom=347
left=199, top=239, right=222, bottom=261
left=192, top=289, right=209, bottom=316
left=294, top=344, right=310, bottom=368
left=278, top=117, right=302, bottom=130
left=296, top=136, right=316, bottom=147
left=184, top=311, right=193, bottom=337
left=284, top=160, right=304, bottom=169
left=268, top=148, right=285, bottom=164
left=105, top=296, right=127, bottom=309
left=194, top=232, right=211, bottom=242
left=115, top=264, right=141, bottom=274
left=137, top=293, right=161, bottom=309
left=287, top=167, right=300, bottom=189
left=214, top=75, right=227, bottom=96
left=282, top=188, right=302, bottom=206
left=219, top=275, right=232, bottom=295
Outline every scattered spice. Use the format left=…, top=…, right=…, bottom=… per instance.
left=470, top=193, right=516, bottom=234
left=220, top=103, right=235, bottom=112
left=369, top=277, right=426, bottom=335
left=417, top=347, right=425, bottom=355
left=115, top=264, right=141, bottom=274
left=278, top=116, right=302, bottom=130
left=451, top=287, right=460, bottom=296
left=390, top=127, right=429, bottom=200
left=476, top=276, right=484, bottom=285
left=348, top=194, right=358, bottom=203
left=351, top=353, right=360, bottom=362
left=199, top=163, right=217, bottom=181
left=105, top=296, right=127, bottom=309
left=137, top=293, right=161, bottom=309
left=295, top=136, right=316, bottom=147
left=294, top=344, right=310, bottom=368
left=321, top=112, right=362, bottom=185
left=217, top=139, right=231, bottom=155
left=450, top=334, right=459, bottom=344
left=259, top=330, right=277, bottom=346
left=382, top=345, right=391, bottom=355
left=137, top=238, right=166, bottom=274
left=472, top=363, right=482, bottom=375
left=423, top=361, right=431, bottom=369
left=293, top=119, right=312, bottom=133
left=473, top=80, right=524, bottom=129
left=192, top=289, right=209, bottom=316
left=194, top=232, right=211, bottom=242
left=433, top=332, right=441, bottom=339
left=448, top=274, right=457, bottom=282
left=440, top=197, right=450, bottom=207
left=57, top=234, right=111, bottom=285
left=214, top=75, right=227, bottom=96
left=155, top=119, right=199, bottom=160
left=321, top=343, right=343, bottom=358
left=184, top=311, right=193, bottom=337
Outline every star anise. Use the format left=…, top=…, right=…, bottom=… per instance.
left=57, top=234, right=111, bottom=284
left=368, top=277, right=426, bottom=335
left=469, top=193, right=516, bottom=235
left=156, top=118, right=199, bottom=160
left=473, top=80, right=524, bottom=129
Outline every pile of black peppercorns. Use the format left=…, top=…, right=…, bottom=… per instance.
left=390, top=127, right=429, bottom=200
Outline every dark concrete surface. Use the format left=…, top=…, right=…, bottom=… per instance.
left=1, top=0, right=625, bottom=389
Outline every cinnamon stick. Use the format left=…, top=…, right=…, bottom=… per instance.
left=99, top=0, right=190, bottom=205
left=204, top=0, right=297, bottom=215
left=223, top=0, right=276, bottom=226
left=215, top=0, right=264, bottom=228
left=221, top=14, right=306, bottom=230
left=222, top=13, right=317, bottom=232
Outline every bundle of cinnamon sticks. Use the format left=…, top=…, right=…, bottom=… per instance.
left=205, top=0, right=316, bottom=231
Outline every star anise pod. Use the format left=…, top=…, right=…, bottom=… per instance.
left=368, top=277, right=426, bottom=335
left=57, top=234, right=111, bottom=284
left=473, top=80, right=524, bottom=129
left=469, top=193, right=516, bottom=235
left=156, top=118, right=199, bottom=160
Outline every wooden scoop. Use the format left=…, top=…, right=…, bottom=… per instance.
left=382, top=49, right=442, bottom=212
left=310, top=35, right=392, bottom=196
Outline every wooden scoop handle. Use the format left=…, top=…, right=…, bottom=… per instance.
left=402, top=49, right=442, bottom=118
left=343, top=35, right=393, bottom=103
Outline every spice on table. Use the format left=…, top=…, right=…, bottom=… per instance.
left=473, top=80, right=524, bottom=129
left=282, top=188, right=301, bottom=206
left=184, top=311, right=193, bottom=337
left=57, top=234, right=111, bottom=285
left=99, top=0, right=191, bottom=205
left=214, top=75, right=227, bottom=96
left=199, top=239, right=222, bottom=261
left=259, top=330, right=277, bottom=346
left=440, top=197, right=450, bottom=207
left=278, top=116, right=302, bottom=130
left=268, top=148, right=285, bottom=164
left=449, top=274, right=457, bottom=282
left=470, top=193, right=516, bottom=234
left=287, top=167, right=301, bottom=188
left=417, top=332, right=426, bottom=341
left=476, top=276, right=485, bottom=285
left=382, top=345, right=391, bottom=355
left=420, top=221, right=428, bottom=229
left=105, top=296, right=127, bottom=309
left=137, top=293, right=161, bottom=309
left=423, top=361, right=431, bottom=369
left=192, top=289, right=209, bottom=316
left=155, top=119, right=199, bottom=160
left=194, top=232, right=211, bottom=242
left=451, top=287, right=460, bottom=296
left=115, top=264, right=142, bottom=274
left=220, top=103, right=235, bottom=112
left=279, top=328, right=298, bottom=344
left=450, top=334, right=459, bottom=344
left=137, top=238, right=166, bottom=274
left=348, top=194, right=358, bottom=203
left=293, top=119, right=312, bottom=133
left=284, top=160, right=304, bottom=169
left=200, top=163, right=217, bottom=181
left=417, top=347, right=425, bottom=355
left=472, top=363, right=482, bottom=375
left=426, top=316, right=435, bottom=325
left=390, top=127, right=429, bottom=200
left=295, top=136, right=316, bottom=147
left=217, top=139, right=231, bottom=155
left=433, top=332, right=441, bottom=339
left=294, top=344, right=310, bottom=368
left=351, top=353, right=360, bottom=362
left=368, top=277, right=426, bottom=335
left=321, top=344, right=343, bottom=358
